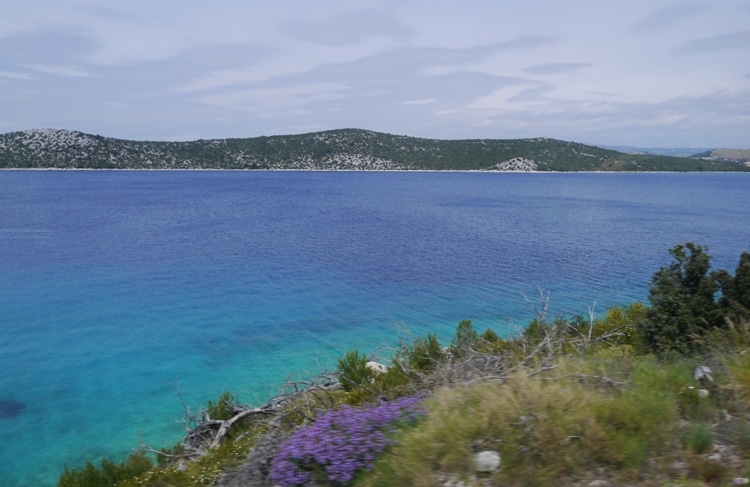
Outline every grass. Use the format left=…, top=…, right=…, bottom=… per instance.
left=354, top=357, right=685, bottom=487
left=349, top=315, right=750, bottom=487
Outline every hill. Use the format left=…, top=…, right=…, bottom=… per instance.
left=691, top=148, right=750, bottom=166
left=598, top=145, right=714, bottom=157
left=1, top=128, right=748, bottom=171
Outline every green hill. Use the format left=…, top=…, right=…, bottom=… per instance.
left=1, top=128, right=748, bottom=171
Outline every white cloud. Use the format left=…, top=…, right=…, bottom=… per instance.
left=194, top=82, right=350, bottom=112
left=403, top=99, right=437, bottom=105
left=26, top=64, right=92, bottom=77
left=0, top=70, right=34, bottom=80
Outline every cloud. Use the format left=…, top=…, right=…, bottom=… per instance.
left=507, top=84, right=556, bottom=103
left=673, top=30, right=750, bottom=54
left=178, top=36, right=550, bottom=102
left=26, top=64, right=92, bottom=77
left=524, top=62, right=594, bottom=76
left=463, top=88, right=750, bottom=147
left=0, top=30, right=95, bottom=66
left=631, top=2, right=709, bottom=33
left=281, top=8, right=415, bottom=46
left=194, top=82, right=350, bottom=113
left=0, top=70, right=34, bottom=80
left=402, top=99, right=437, bottom=105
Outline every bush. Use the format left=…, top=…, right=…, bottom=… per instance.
left=337, top=350, right=377, bottom=393
left=639, top=243, right=724, bottom=354
left=450, top=320, right=479, bottom=357
left=269, top=396, right=426, bottom=486
left=394, top=333, right=444, bottom=374
left=207, top=391, right=237, bottom=421
left=58, top=452, right=153, bottom=487
left=684, top=423, right=714, bottom=454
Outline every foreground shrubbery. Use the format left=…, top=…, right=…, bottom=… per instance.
left=269, top=396, right=425, bottom=486
left=58, top=243, right=750, bottom=487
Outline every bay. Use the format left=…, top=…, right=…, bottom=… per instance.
left=0, top=171, right=749, bottom=487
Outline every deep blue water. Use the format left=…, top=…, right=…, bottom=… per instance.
left=1, top=171, right=749, bottom=486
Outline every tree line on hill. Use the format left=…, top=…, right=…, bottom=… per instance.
left=2, top=128, right=749, bottom=171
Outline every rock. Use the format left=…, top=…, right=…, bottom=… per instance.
left=587, top=481, right=610, bottom=487
left=733, top=478, right=750, bottom=485
left=694, top=365, right=714, bottom=383
left=365, top=361, right=387, bottom=374
left=698, top=388, right=710, bottom=398
left=473, top=450, right=501, bottom=472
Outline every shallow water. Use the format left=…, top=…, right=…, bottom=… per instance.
left=1, top=171, right=749, bottom=486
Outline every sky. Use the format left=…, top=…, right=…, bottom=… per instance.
left=1, top=1, right=749, bottom=148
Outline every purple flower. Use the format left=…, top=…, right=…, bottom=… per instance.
left=269, top=396, right=425, bottom=486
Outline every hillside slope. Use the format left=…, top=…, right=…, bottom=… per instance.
left=1, top=128, right=748, bottom=171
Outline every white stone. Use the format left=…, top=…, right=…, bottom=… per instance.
left=365, top=361, right=387, bottom=374
left=473, top=450, right=501, bottom=472
left=694, top=365, right=714, bottom=383
left=698, top=388, right=710, bottom=398
left=733, top=478, right=750, bottom=485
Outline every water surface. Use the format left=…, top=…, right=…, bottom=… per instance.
left=1, top=171, right=749, bottom=486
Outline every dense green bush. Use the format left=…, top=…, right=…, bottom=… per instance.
left=206, top=391, right=237, bottom=421
left=58, top=452, right=153, bottom=487
left=638, top=243, right=750, bottom=355
left=337, top=349, right=378, bottom=393
left=395, top=333, right=444, bottom=373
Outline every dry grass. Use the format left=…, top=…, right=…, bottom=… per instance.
left=354, top=348, right=750, bottom=487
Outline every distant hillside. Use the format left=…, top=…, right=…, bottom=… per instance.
left=598, top=145, right=716, bottom=158
left=691, top=148, right=750, bottom=166
left=1, top=128, right=748, bottom=172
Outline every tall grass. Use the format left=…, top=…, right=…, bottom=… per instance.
left=355, top=356, right=693, bottom=487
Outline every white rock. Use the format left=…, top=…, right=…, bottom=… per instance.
left=473, top=450, right=501, bottom=472
left=698, top=388, right=710, bottom=398
left=734, top=478, right=750, bottom=485
left=694, top=365, right=714, bottom=383
left=365, top=361, right=387, bottom=374
left=587, top=481, right=610, bottom=487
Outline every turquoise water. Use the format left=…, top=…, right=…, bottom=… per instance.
left=1, top=171, right=749, bottom=486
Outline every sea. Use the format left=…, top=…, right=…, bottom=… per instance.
left=1, top=170, right=749, bottom=487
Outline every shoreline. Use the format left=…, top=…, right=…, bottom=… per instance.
left=1, top=168, right=747, bottom=174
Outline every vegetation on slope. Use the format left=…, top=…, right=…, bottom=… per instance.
left=2, top=128, right=749, bottom=171
left=58, top=244, right=750, bottom=486
left=691, top=149, right=750, bottom=166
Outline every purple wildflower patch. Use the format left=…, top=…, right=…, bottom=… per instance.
left=269, top=395, right=425, bottom=486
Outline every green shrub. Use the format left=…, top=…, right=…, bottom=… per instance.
left=398, top=333, right=444, bottom=373
left=337, top=350, right=377, bottom=392
left=684, top=423, right=714, bottom=454
left=450, top=320, right=479, bottom=356
left=639, top=243, right=725, bottom=355
left=590, top=302, right=647, bottom=351
left=58, top=452, right=153, bottom=487
left=207, top=391, right=237, bottom=421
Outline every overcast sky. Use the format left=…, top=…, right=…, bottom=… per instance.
left=1, top=1, right=748, bottom=147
